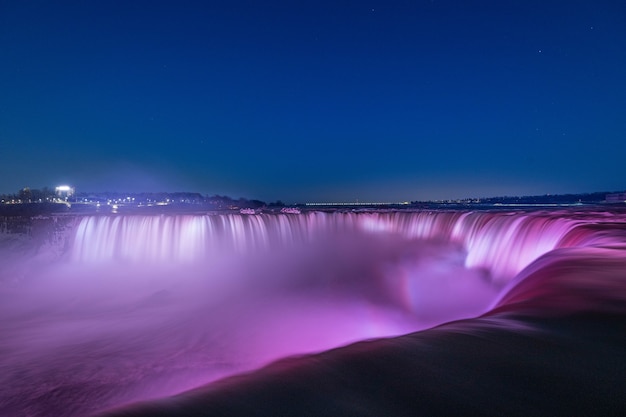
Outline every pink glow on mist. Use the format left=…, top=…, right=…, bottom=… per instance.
left=71, top=211, right=584, bottom=282
left=2, top=209, right=626, bottom=417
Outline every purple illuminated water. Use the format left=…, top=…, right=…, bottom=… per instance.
left=1, top=210, right=625, bottom=416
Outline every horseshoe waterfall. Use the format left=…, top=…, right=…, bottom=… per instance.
left=1, top=209, right=625, bottom=416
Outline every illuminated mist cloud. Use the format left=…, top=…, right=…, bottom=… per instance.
left=1, top=209, right=626, bottom=416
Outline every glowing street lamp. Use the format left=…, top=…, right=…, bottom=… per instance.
left=55, top=185, right=75, bottom=201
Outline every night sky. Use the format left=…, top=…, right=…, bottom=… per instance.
left=1, top=1, right=625, bottom=202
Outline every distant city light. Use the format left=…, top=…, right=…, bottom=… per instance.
left=55, top=185, right=75, bottom=201
left=304, top=201, right=410, bottom=206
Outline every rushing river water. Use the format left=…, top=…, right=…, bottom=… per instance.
left=1, top=209, right=625, bottom=416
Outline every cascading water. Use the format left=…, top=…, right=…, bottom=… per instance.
left=71, top=211, right=579, bottom=279
left=1, top=209, right=625, bottom=417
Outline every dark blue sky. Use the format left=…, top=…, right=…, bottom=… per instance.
left=1, top=0, right=625, bottom=202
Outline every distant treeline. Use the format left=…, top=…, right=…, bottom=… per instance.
left=0, top=187, right=56, bottom=203
left=3, top=186, right=622, bottom=208
left=416, top=191, right=617, bottom=205
left=0, top=187, right=289, bottom=209
left=73, top=192, right=276, bottom=209
left=476, top=191, right=612, bottom=204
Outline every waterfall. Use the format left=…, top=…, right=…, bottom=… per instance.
left=70, top=210, right=590, bottom=282
left=3, top=209, right=626, bottom=417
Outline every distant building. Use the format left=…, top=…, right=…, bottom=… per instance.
left=606, top=193, right=626, bottom=203
left=55, top=185, right=75, bottom=201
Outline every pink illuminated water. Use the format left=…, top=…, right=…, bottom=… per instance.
left=1, top=209, right=626, bottom=417
left=71, top=211, right=579, bottom=280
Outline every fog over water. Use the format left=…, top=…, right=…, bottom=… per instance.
left=1, top=210, right=625, bottom=416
